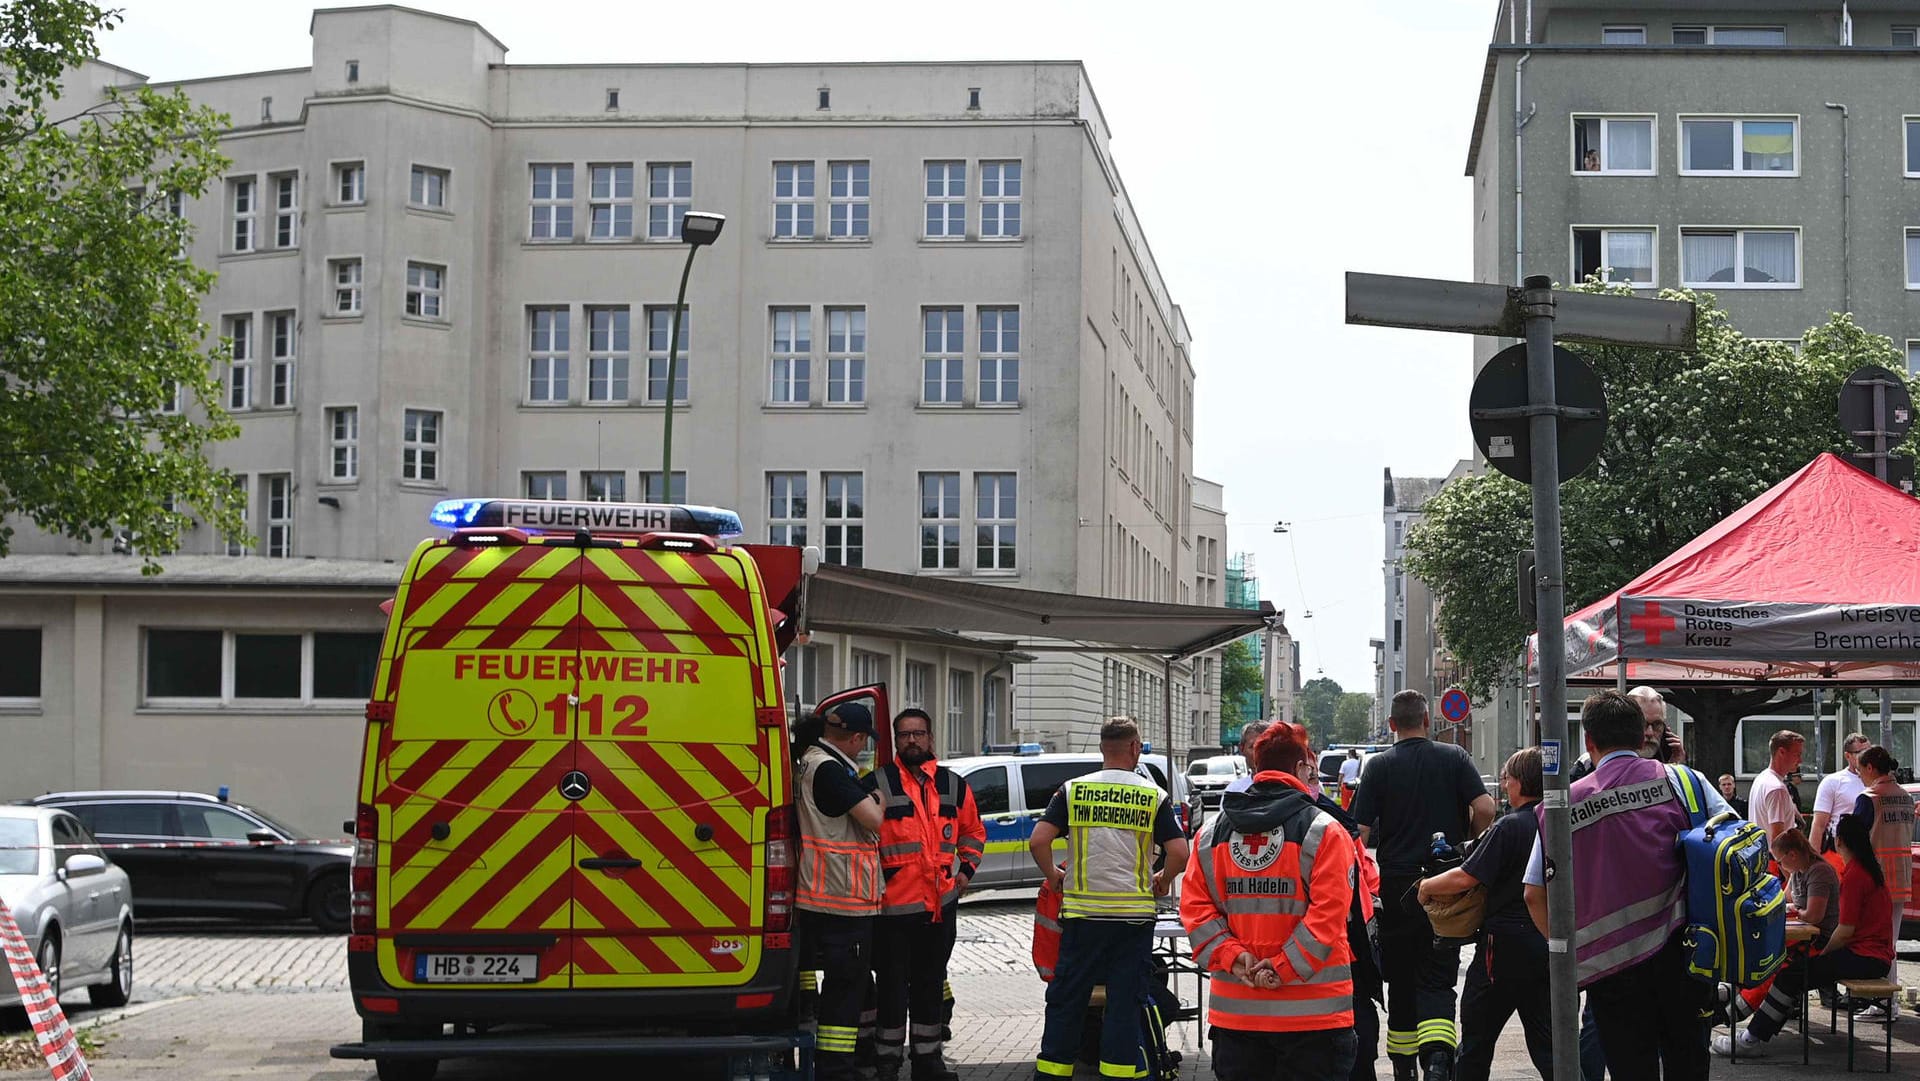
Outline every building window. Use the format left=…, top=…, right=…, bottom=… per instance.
left=1897, top=27, right=1919, bottom=47
left=530, top=164, right=574, bottom=240
left=334, top=161, right=364, bottom=205
left=919, top=472, right=960, bottom=570
left=405, top=262, right=445, bottom=319
left=903, top=661, right=932, bottom=709
left=1680, top=117, right=1796, bottom=175
left=268, top=310, right=296, bottom=407
left=330, top=258, right=362, bottom=315
left=1677, top=25, right=1786, bottom=45
left=144, top=629, right=381, bottom=704
left=606, top=88, right=620, bottom=110
left=1904, top=119, right=1920, bottom=176
left=587, top=306, right=631, bottom=403
left=1572, top=116, right=1654, bottom=174
left=946, top=670, right=974, bottom=754
left=529, top=306, right=571, bottom=403
left=829, top=161, right=870, bottom=238
left=978, top=307, right=1020, bottom=404
left=1907, top=341, right=1920, bottom=375
left=784, top=643, right=831, bottom=710
left=228, top=177, right=257, bottom=252
left=979, top=160, right=1021, bottom=237
left=327, top=406, right=359, bottom=482
left=589, top=162, right=634, bottom=240
left=1573, top=227, right=1656, bottom=286
left=1906, top=230, right=1920, bottom=290
left=823, top=471, right=863, bottom=567
left=1680, top=229, right=1799, bottom=288
left=767, top=472, right=807, bottom=545
left=773, top=161, right=815, bottom=238
left=346, top=59, right=360, bottom=83
left=826, top=306, right=866, bottom=405
left=409, top=165, right=448, bottom=209
left=223, top=474, right=248, bottom=556
left=225, top=314, right=253, bottom=410
left=582, top=471, right=625, bottom=502
left=645, top=306, right=689, bottom=404
left=647, top=162, right=692, bottom=240
left=272, top=173, right=298, bottom=247
left=922, top=307, right=964, bottom=405
left=975, top=472, right=1017, bottom=571
left=524, top=471, right=566, bottom=500
left=1601, top=25, right=1645, bottom=44
left=262, top=473, right=292, bottom=558
left=851, top=649, right=887, bottom=688
left=402, top=408, right=441, bottom=483
left=771, top=308, right=811, bottom=405
left=0, top=627, right=41, bottom=701
left=924, top=161, right=965, bottom=238
left=639, top=471, right=687, bottom=503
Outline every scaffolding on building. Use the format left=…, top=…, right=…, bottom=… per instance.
left=1222, top=553, right=1264, bottom=742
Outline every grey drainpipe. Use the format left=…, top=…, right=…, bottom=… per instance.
left=1515, top=53, right=1533, bottom=284
left=1825, top=102, right=1851, bottom=314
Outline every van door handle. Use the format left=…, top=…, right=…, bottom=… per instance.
left=579, top=856, right=645, bottom=870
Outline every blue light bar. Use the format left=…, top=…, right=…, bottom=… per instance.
left=428, top=498, right=743, bottom=538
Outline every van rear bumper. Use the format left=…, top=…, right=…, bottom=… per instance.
left=346, top=949, right=798, bottom=1027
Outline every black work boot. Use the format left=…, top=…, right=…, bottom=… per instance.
left=1391, top=1055, right=1419, bottom=1081
left=1422, top=1047, right=1455, bottom=1081
left=909, top=1051, right=961, bottom=1081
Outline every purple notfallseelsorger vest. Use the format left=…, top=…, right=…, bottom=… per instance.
left=1538, top=753, right=1694, bottom=988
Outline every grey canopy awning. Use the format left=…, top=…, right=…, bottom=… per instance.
left=803, top=564, right=1277, bottom=659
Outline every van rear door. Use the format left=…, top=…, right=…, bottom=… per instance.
left=375, top=541, right=585, bottom=990
left=565, top=544, right=779, bottom=988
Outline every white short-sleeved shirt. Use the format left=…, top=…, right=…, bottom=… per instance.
left=1339, top=758, right=1362, bottom=785
left=1748, top=767, right=1797, bottom=837
left=1812, top=768, right=1866, bottom=838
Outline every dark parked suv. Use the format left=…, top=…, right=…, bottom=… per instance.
left=27, top=790, right=352, bottom=933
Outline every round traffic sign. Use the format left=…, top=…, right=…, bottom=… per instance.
left=1468, top=343, right=1608, bottom=484
left=1439, top=688, right=1471, bottom=723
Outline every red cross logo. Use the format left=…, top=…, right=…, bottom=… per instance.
left=1629, top=601, right=1677, bottom=646
left=1242, top=833, right=1270, bottom=854
left=1583, top=622, right=1605, bottom=647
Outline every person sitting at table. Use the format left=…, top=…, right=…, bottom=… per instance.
left=1724, top=827, right=1839, bottom=1028
left=1713, top=815, right=1894, bottom=1056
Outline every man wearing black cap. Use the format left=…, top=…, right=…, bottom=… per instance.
left=796, top=701, right=886, bottom=1081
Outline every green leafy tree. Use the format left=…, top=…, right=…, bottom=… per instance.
left=1218, top=637, right=1263, bottom=740
left=1403, top=284, right=1912, bottom=777
left=1333, top=692, right=1374, bottom=744
left=1296, top=676, right=1343, bottom=747
left=1, top=0, right=242, bottom=567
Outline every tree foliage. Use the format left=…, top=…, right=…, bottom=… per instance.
left=1333, top=692, right=1374, bottom=744
left=1, top=0, right=241, bottom=567
left=1402, top=284, right=1913, bottom=775
left=1296, top=676, right=1343, bottom=747
left=1218, top=637, right=1263, bottom=732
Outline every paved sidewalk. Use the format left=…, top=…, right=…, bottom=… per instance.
left=1, top=903, right=1915, bottom=1080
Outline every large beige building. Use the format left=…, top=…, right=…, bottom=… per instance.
left=0, top=5, right=1219, bottom=832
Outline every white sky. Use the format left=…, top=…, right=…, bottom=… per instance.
left=103, top=0, right=1493, bottom=693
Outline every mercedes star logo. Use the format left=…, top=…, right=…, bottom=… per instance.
left=559, top=770, right=592, bottom=801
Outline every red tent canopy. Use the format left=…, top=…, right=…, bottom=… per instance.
left=1529, top=453, right=1920, bottom=687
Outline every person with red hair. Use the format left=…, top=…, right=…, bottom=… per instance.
left=1181, top=721, right=1360, bottom=1079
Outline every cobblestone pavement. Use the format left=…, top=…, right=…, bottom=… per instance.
left=2, top=902, right=1916, bottom=1080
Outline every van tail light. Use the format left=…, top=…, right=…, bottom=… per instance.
left=351, top=802, right=378, bottom=935
left=764, top=804, right=797, bottom=933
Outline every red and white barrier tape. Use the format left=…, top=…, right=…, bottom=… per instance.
left=0, top=896, right=92, bottom=1081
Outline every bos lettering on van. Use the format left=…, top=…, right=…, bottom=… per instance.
left=452, top=653, right=702, bottom=684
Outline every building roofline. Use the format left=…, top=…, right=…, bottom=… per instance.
left=310, top=4, right=509, bottom=55
left=496, top=58, right=1086, bottom=71
left=139, top=65, right=313, bottom=92
left=1467, top=43, right=1920, bottom=175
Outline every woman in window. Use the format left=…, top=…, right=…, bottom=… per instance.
left=1714, top=814, right=1893, bottom=1055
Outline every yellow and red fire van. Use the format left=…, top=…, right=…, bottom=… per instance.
left=334, top=498, right=881, bottom=1080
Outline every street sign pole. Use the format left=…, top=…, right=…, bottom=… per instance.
left=1344, top=271, right=1696, bottom=1081
left=1519, top=276, right=1581, bottom=1081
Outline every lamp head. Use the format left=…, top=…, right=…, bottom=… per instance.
left=681, top=211, right=725, bottom=247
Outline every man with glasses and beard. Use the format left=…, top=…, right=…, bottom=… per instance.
left=865, top=708, right=987, bottom=1081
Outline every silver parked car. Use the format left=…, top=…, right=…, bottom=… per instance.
left=0, top=805, right=135, bottom=1009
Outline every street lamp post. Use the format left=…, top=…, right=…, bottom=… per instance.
left=660, top=211, right=725, bottom=499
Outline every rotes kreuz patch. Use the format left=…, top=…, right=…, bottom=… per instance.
left=1229, top=832, right=1281, bottom=872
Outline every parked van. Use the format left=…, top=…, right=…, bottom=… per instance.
left=942, top=751, right=1194, bottom=891
left=1186, top=755, right=1249, bottom=810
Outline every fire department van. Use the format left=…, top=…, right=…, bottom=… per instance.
left=332, top=498, right=883, bottom=1081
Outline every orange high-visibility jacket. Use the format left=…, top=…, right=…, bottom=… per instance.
left=871, top=755, right=987, bottom=918
left=1181, top=770, right=1356, bottom=1033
